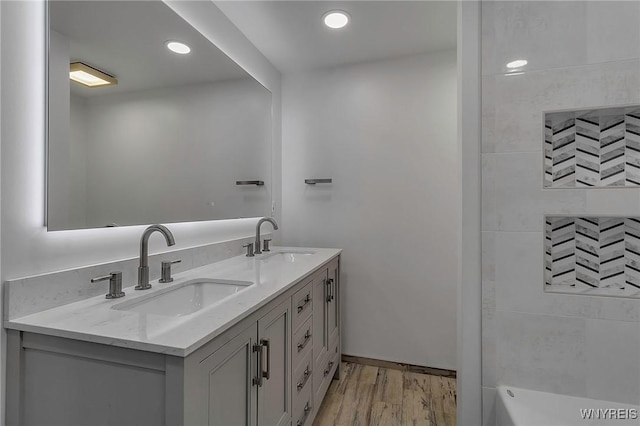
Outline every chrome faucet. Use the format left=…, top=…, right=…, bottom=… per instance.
left=136, top=224, right=175, bottom=290
left=255, top=217, right=278, bottom=255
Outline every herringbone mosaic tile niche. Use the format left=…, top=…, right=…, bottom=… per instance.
left=544, top=106, right=640, bottom=188
left=545, top=216, right=640, bottom=298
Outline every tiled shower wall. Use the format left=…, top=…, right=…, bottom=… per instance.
left=482, top=2, right=640, bottom=424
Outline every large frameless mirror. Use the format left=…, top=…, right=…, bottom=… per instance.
left=47, top=1, right=272, bottom=231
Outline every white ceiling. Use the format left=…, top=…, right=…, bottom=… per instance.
left=215, top=1, right=457, bottom=73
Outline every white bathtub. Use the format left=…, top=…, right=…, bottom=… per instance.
left=496, top=386, right=640, bottom=426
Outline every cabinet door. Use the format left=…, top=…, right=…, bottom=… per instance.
left=312, top=267, right=329, bottom=371
left=327, top=258, right=340, bottom=344
left=257, top=299, right=292, bottom=426
left=196, top=324, right=258, bottom=426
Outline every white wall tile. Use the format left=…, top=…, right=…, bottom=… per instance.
left=494, top=231, right=640, bottom=322
left=482, top=237, right=496, bottom=297
left=487, top=61, right=640, bottom=154
left=483, top=1, right=640, bottom=76
left=483, top=1, right=588, bottom=75
left=495, top=311, right=587, bottom=396
left=585, top=319, right=640, bottom=404
left=494, top=153, right=586, bottom=232
left=482, top=155, right=497, bottom=231
left=482, top=386, right=497, bottom=426
left=483, top=279, right=497, bottom=388
left=586, top=2, right=640, bottom=65
left=481, top=75, right=496, bottom=153
left=585, top=189, right=640, bottom=215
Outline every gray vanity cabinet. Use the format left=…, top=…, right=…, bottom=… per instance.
left=186, top=323, right=258, bottom=426
left=184, top=299, right=291, bottom=426
left=6, top=255, right=339, bottom=426
left=327, top=260, right=340, bottom=349
left=312, top=258, right=341, bottom=404
left=256, top=299, right=291, bottom=426
left=312, top=268, right=329, bottom=371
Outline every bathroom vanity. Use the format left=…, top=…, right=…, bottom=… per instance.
left=5, top=248, right=341, bottom=426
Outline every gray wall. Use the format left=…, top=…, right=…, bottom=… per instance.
left=482, top=1, right=640, bottom=423
left=281, top=50, right=458, bottom=370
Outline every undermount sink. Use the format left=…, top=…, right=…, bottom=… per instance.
left=260, top=251, right=315, bottom=263
left=112, top=279, right=252, bottom=317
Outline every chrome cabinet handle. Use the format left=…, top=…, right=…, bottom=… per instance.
left=324, top=361, right=335, bottom=377
left=296, top=365, right=311, bottom=392
left=297, top=294, right=311, bottom=313
left=328, top=278, right=335, bottom=301
left=297, top=402, right=311, bottom=426
left=297, top=330, right=311, bottom=352
left=261, top=339, right=270, bottom=380
left=253, top=343, right=263, bottom=386
left=325, top=279, right=332, bottom=302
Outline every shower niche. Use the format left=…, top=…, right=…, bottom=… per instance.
left=544, top=105, right=640, bottom=298
left=544, top=106, right=640, bottom=188
left=545, top=216, right=640, bottom=298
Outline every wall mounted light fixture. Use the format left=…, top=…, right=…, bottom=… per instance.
left=69, top=62, right=118, bottom=87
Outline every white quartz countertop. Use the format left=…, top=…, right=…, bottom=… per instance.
left=5, top=247, right=341, bottom=357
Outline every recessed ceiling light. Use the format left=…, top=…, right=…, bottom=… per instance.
left=166, top=41, right=191, bottom=55
left=69, top=62, right=117, bottom=87
left=506, top=59, right=528, bottom=69
left=323, top=10, right=350, bottom=29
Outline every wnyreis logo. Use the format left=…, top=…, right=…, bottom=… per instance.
left=580, top=408, right=638, bottom=420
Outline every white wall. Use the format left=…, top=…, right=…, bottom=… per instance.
left=482, top=1, right=640, bottom=421
left=0, top=0, right=280, bottom=420
left=281, top=51, right=458, bottom=370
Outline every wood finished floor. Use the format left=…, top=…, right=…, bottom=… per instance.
left=313, top=362, right=456, bottom=426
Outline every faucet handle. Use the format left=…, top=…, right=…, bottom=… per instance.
left=243, top=243, right=255, bottom=257
left=91, top=271, right=125, bottom=299
left=262, top=239, right=272, bottom=252
left=159, top=260, right=181, bottom=283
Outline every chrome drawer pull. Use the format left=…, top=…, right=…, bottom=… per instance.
left=297, top=402, right=311, bottom=426
left=323, top=361, right=335, bottom=377
left=261, top=339, right=270, bottom=380
left=297, top=294, right=311, bottom=313
left=252, top=343, right=263, bottom=387
left=296, top=366, right=311, bottom=392
left=297, top=330, right=311, bottom=352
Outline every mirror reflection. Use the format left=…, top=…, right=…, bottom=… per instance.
left=47, top=1, right=272, bottom=231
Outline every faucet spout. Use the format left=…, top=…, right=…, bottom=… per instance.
left=136, top=224, right=175, bottom=290
left=255, top=217, right=278, bottom=255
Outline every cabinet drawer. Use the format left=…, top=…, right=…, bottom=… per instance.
left=292, top=281, right=313, bottom=331
left=314, top=337, right=339, bottom=402
left=293, top=379, right=313, bottom=426
left=293, top=350, right=313, bottom=405
left=292, top=316, right=312, bottom=367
